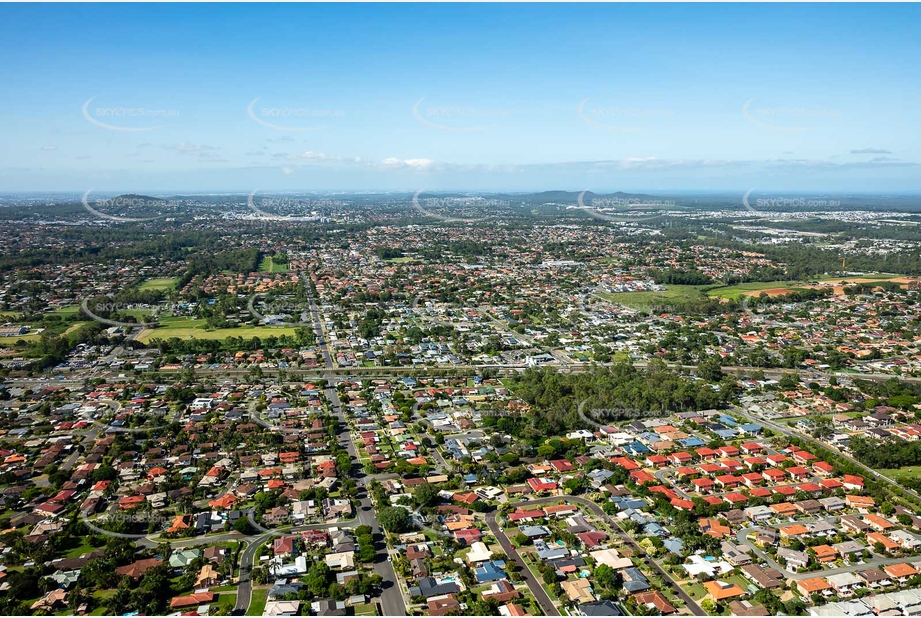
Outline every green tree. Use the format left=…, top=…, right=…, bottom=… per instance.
left=378, top=507, right=410, bottom=533
left=413, top=483, right=440, bottom=508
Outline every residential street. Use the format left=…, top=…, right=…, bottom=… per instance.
left=515, top=496, right=705, bottom=616
left=483, top=512, right=561, bottom=616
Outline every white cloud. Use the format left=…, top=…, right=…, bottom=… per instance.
left=379, top=157, right=435, bottom=170
left=284, top=151, right=341, bottom=162
left=168, top=142, right=218, bottom=153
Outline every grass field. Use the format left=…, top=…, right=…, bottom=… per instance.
left=63, top=536, right=101, bottom=558
left=599, top=273, right=915, bottom=310
left=353, top=603, right=378, bottom=616
left=705, top=281, right=812, bottom=300
left=259, top=256, right=289, bottom=273
left=0, top=334, right=42, bottom=344
left=0, top=322, right=87, bottom=344
left=597, top=284, right=709, bottom=310
left=138, top=277, right=178, bottom=291
left=121, top=309, right=155, bottom=319
left=215, top=593, right=237, bottom=613
left=136, top=317, right=300, bottom=343
left=816, top=273, right=902, bottom=282
left=248, top=588, right=268, bottom=616
left=879, top=466, right=921, bottom=481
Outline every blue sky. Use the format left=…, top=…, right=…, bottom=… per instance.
left=1, top=3, right=919, bottom=193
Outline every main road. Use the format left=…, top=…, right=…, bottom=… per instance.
left=76, top=360, right=921, bottom=384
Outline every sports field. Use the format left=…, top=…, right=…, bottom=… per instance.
left=258, top=256, right=289, bottom=272
left=136, top=316, right=299, bottom=343
left=705, top=281, right=812, bottom=300
left=599, top=273, right=916, bottom=309
left=0, top=322, right=87, bottom=344
left=138, top=278, right=179, bottom=291
left=596, top=284, right=708, bottom=310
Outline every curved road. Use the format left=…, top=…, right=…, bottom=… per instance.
left=234, top=531, right=276, bottom=613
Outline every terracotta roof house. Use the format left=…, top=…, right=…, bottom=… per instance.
left=170, top=592, right=215, bottom=609
left=704, top=580, right=745, bottom=601
left=116, top=557, right=163, bottom=579
left=634, top=591, right=676, bottom=615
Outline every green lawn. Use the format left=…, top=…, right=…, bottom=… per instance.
left=138, top=277, right=178, bottom=291
left=0, top=322, right=87, bottom=344
left=705, top=281, right=812, bottom=300
left=63, top=535, right=101, bottom=558
left=51, top=306, right=80, bottom=315
left=600, top=273, right=913, bottom=310
left=596, top=284, right=709, bottom=310
left=121, top=309, right=155, bottom=319
left=684, top=581, right=707, bottom=600
left=215, top=592, right=237, bottom=613
left=816, top=273, right=902, bottom=282
left=711, top=274, right=913, bottom=301
left=0, top=334, right=41, bottom=344
left=878, top=466, right=921, bottom=481
left=248, top=588, right=269, bottom=616
left=89, top=589, right=116, bottom=615
left=136, top=317, right=300, bottom=343
left=354, top=603, right=378, bottom=616
left=259, top=256, right=289, bottom=272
